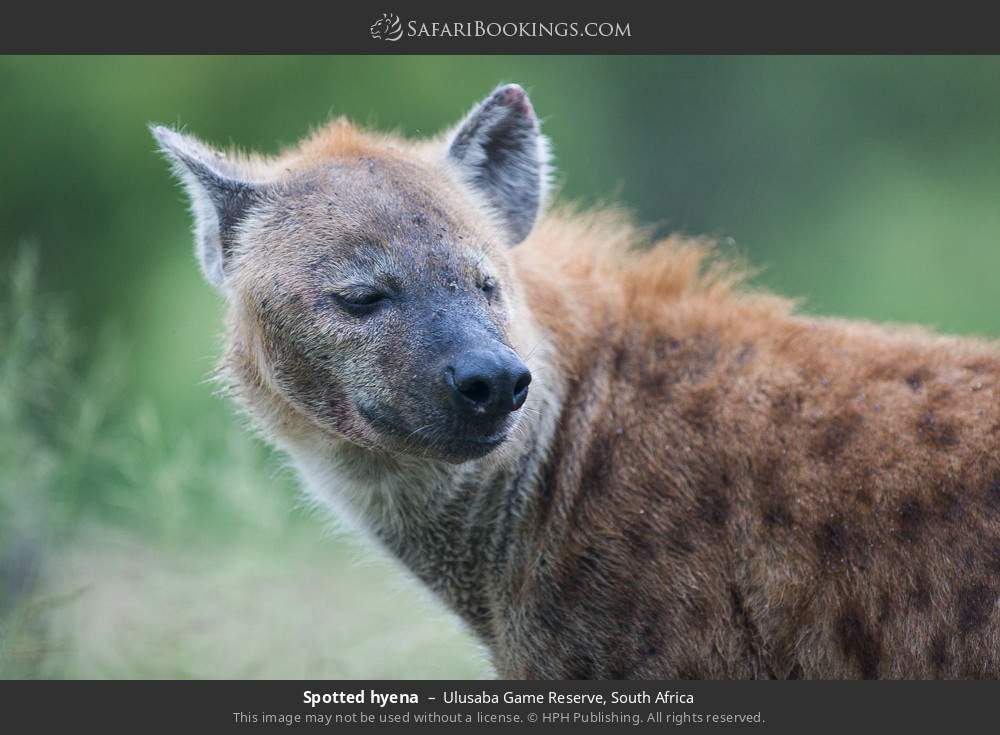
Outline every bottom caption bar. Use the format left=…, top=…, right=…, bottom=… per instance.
left=0, top=680, right=991, bottom=732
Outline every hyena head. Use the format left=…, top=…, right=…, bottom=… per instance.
left=154, top=84, right=550, bottom=463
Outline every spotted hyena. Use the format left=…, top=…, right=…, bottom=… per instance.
left=154, top=84, right=1000, bottom=679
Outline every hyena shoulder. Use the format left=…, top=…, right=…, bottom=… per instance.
left=504, top=224, right=1000, bottom=678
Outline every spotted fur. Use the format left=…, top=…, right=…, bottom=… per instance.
left=155, top=85, right=1000, bottom=679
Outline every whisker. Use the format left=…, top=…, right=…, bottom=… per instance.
left=523, top=338, right=546, bottom=361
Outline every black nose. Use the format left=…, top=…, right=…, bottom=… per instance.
left=446, top=348, right=532, bottom=418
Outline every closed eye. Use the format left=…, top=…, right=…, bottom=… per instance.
left=331, top=290, right=388, bottom=315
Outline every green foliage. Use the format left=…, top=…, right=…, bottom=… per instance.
left=0, top=248, right=300, bottom=543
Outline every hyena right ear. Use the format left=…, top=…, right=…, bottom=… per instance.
left=447, top=84, right=551, bottom=245
left=151, top=125, right=262, bottom=289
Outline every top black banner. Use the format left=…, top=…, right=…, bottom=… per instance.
left=3, top=3, right=1000, bottom=53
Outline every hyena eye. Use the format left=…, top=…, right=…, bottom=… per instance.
left=480, top=277, right=498, bottom=297
left=330, top=290, right=387, bottom=316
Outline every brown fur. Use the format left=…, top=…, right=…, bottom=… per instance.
left=160, top=99, right=1000, bottom=679
left=505, top=208, right=1000, bottom=678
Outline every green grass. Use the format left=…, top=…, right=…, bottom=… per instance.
left=38, top=530, right=488, bottom=679
left=0, top=249, right=485, bottom=679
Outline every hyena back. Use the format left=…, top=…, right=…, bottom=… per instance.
left=155, top=84, right=1000, bottom=679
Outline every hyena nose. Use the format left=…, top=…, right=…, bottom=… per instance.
left=446, top=349, right=532, bottom=418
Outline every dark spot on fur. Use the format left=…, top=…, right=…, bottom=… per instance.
left=753, top=454, right=781, bottom=488
left=987, top=472, right=1000, bottom=510
left=962, top=546, right=976, bottom=570
left=905, top=367, right=933, bottom=391
left=986, top=541, right=1000, bottom=574
left=786, top=663, right=804, bottom=680
left=634, top=615, right=664, bottom=662
left=897, top=497, right=924, bottom=543
left=662, top=526, right=697, bottom=556
left=909, top=572, right=932, bottom=611
left=771, top=391, right=804, bottom=424
left=956, top=583, right=994, bottom=636
left=654, top=335, right=681, bottom=354
left=639, top=370, right=669, bottom=394
left=812, top=411, right=863, bottom=461
left=698, top=486, right=731, bottom=527
left=682, top=386, right=717, bottom=429
left=639, top=335, right=715, bottom=395
left=916, top=411, right=960, bottom=449
left=763, top=503, right=794, bottom=529
left=636, top=338, right=673, bottom=393
left=929, top=633, right=949, bottom=675
left=836, top=607, right=881, bottom=679
left=816, top=519, right=850, bottom=567
left=756, top=456, right=795, bottom=529
left=877, top=592, right=893, bottom=624
left=635, top=607, right=666, bottom=662
left=935, top=489, right=961, bottom=523
left=611, top=339, right=629, bottom=378
left=735, top=342, right=755, bottom=367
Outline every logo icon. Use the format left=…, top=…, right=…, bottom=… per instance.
left=370, top=13, right=403, bottom=42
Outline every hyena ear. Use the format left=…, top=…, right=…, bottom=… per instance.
left=151, top=125, right=262, bottom=288
left=446, top=84, right=551, bottom=245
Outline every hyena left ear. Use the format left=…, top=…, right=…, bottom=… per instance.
left=151, top=125, right=263, bottom=289
left=447, top=84, right=551, bottom=245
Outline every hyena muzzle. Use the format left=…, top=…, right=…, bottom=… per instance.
left=155, top=83, right=1000, bottom=679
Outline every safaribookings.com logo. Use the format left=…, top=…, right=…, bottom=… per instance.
left=370, top=14, right=631, bottom=42
left=370, top=13, right=404, bottom=41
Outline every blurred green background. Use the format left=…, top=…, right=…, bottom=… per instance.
left=1, top=56, right=999, bottom=679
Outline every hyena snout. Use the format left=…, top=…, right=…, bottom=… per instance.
left=444, top=345, right=531, bottom=420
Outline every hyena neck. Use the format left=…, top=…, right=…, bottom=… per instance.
left=285, top=356, right=563, bottom=643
